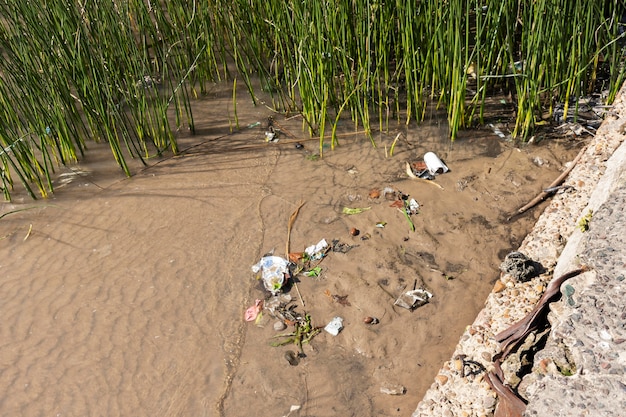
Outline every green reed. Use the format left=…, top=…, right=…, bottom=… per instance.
left=1, top=1, right=625, bottom=200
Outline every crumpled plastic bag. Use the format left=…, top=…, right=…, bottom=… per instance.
left=252, top=256, right=290, bottom=295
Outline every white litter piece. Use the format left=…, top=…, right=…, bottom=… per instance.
left=408, top=198, right=420, bottom=214
left=380, top=383, right=407, bottom=395
left=423, top=152, right=449, bottom=175
left=251, top=256, right=290, bottom=295
left=282, top=404, right=301, bottom=417
left=394, top=289, right=433, bottom=310
left=324, top=316, right=344, bottom=336
left=305, top=239, right=328, bottom=260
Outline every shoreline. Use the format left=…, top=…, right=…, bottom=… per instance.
left=413, top=84, right=626, bottom=417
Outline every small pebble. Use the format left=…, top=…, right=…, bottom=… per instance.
left=363, top=316, right=379, bottom=324
left=284, top=350, right=299, bottom=366
left=369, top=189, right=381, bottom=199
left=493, top=280, right=506, bottom=293
left=350, top=227, right=360, bottom=236
left=274, top=321, right=287, bottom=331
left=435, top=374, right=449, bottom=385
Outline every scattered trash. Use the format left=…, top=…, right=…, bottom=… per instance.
left=389, top=192, right=419, bottom=232
left=499, top=251, right=542, bottom=282
left=532, top=156, right=546, bottom=167
left=331, top=239, right=358, bottom=253
left=304, top=266, right=322, bottom=277
left=288, top=252, right=305, bottom=263
left=412, top=160, right=428, bottom=172
left=282, top=404, right=302, bottom=417
left=325, top=290, right=351, bottom=306
left=265, top=126, right=278, bottom=142
left=368, top=189, right=381, bottom=199
left=394, top=288, right=433, bottom=310
left=252, top=256, right=291, bottom=295
left=380, top=383, right=407, bottom=395
left=295, top=142, right=304, bottom=149
left=363, top=316, right=379, bottom=325
left=247, top=121, right=261, bottom=129
left=360, top=233, right=371, bottom=241
left=324, top=316, right=344, bottom=336
left=305, top=238, right=329, bottom=260
left=424, top=152, right=449, bottom=175
left=342, top=206, right=371, bottom=215
left=381, top=187, right=397, bottom=200
left=407, top=198, right=420, bottom=214
left=271, top=313, right=321, bottom=353
left=406, top=152, right=450, bottom=184
left=376, top=221, right=387, bottom=228
left=244, top=299, right=264, bottom=322
left=489, top=123, right=510, bottom=140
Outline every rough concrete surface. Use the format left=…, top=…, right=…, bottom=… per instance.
left=524, top=120, right=626, bottom=417
left=413, top=83, right=626, bottom=417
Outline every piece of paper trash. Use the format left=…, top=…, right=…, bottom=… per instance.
left=324, top=316, right=344, bottom=336
left=305, top=239, right=328, bottom=259
left=394, top=289, right=433, bottom=310
left=407, top=198, right=420, bottom=215
left=282, top=404, right=302, bottom=417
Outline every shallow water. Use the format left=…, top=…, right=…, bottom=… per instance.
left=0, top=83, right=582, bottom=416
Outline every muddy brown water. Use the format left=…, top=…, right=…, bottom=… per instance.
left=0, top=83, right=583, bottom=416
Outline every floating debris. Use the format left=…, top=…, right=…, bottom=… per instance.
left=252, top=256, right=291, bottom=295
left=394, top=289, right=433, bottom=310
left=331, top=239, right=358, bottom=253
left=342, top=207, right=371, bottom=215
left=305, top=239, right=329, bottom=260
left=380, top=383, right=407, bottom=395
left=244, top=299, right=263, bottom=322
left=324, top=316, right=344, bottom=336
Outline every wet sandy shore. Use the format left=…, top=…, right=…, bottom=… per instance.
left=0, top=84, right=584, bottom=416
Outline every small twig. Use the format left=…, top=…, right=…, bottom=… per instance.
left=508, top=145, right=587, bottom=221
left=286, top=201, right=306, bottom=307
left=23, top=224, right=32, bottom=241
left=286, top=201, right=305, bottom=256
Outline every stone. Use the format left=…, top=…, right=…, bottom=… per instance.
left=493, top=280, right=506, bottom=293
left=273, top=321, right=287, bottom=331
left=380, top=383, right=406, bottom=395
left=435, top=374, right=449, bottom=386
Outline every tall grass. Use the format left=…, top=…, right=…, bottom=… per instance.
left=1, top=1, right=625, bottom=200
